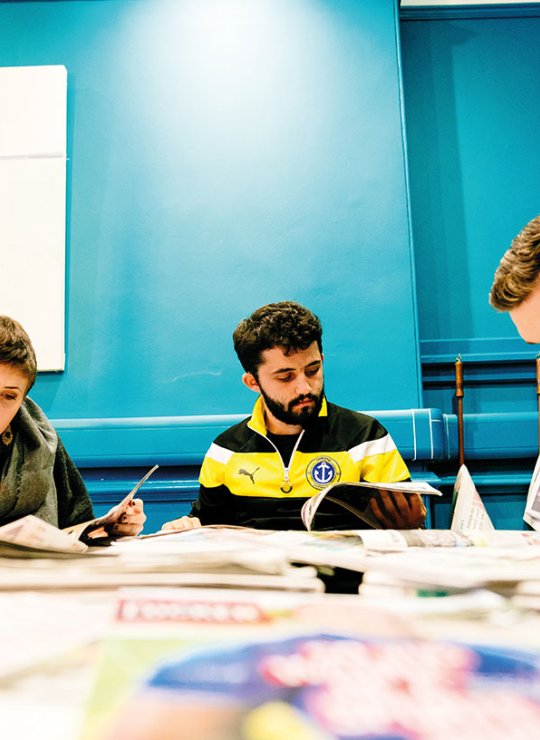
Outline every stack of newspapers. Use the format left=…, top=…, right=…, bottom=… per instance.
left=0, top=516, right=324, bottom=592
left=357, top=466, right=540, bottom=611
left=4, top=467, right=540, bottom=602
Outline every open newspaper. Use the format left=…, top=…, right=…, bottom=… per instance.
left=524, top=455, right=540, bottom=530
left=451, top=457, right=540, bottom=533
left=0, top=514, right=89, bottom=555
left=301, top=479, right=442, bottom=531
left=450, top=464, right=494, bottom=532
left=0, top=464, right=159, bottom=555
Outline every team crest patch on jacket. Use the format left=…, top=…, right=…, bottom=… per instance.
left=306, top=457, right=341, bottom=490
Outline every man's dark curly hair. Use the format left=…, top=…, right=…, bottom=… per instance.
left=233, top=301, right=323, bottom=376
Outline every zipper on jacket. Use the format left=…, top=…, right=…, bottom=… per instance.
left=256, top=429, right=304, bottom=493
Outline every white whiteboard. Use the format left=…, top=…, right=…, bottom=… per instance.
left=0, top=65, right=67, bottom=371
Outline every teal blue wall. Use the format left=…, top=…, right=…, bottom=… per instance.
left=0, top=0, right=421, bottom=423
left=402, top=11, right=540, bottom=348
left=400, top=5, right=540, bottom=528
left=400, top=7, right=540, bottom=415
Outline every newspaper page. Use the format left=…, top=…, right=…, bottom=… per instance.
left=301, top=479, right=442, bottom=531
left=450, top=465, right=494, bottom=532
left=229, top=527, right=476, bottom=563
left=348, top=545, right=540, bottom=592
left=524, top=454, right=540, bottom=530
left=0, top=514, right=88, bottom=554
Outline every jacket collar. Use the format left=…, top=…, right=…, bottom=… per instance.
left=247, top=395, right=328, bottom=436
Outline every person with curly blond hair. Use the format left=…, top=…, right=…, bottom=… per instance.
left=490, top=215, right=540, bottom=342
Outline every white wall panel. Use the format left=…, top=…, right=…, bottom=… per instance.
left=0, top=65, right=67, bottom=370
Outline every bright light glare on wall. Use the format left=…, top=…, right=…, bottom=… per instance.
left=185, top=0, right=269, bottom=57
left=119, top=0, right=349, bottom=171
left=130, top=0, right=302, bottom=117
left=183, top=1, right=277, bottom=103
left=146, top=0, right=285, bottom=97
left=123, top=0, right=326, bottom=158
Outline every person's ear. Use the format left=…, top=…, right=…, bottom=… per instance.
left=242, top=372, right=260, bottom=393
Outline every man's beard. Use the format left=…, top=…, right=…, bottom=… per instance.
left=259, top=386, right=324, bottom=428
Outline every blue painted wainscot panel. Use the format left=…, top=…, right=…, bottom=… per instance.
left=53, top=404, right=536, bottom=532
left=53, top=408, right=446, bottom=532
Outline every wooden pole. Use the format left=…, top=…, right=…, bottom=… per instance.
left=455, top=355, right=465, bottom=469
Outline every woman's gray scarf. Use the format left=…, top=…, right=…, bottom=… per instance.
left=0, top=397, right=59, bottom=526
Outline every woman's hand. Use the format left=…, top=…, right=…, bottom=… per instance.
left=113, top=498, right=146, bottom=536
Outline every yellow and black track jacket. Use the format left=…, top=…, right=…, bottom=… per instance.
left=190, top=397, right=410, bottom=530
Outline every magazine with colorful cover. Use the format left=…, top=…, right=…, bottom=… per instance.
left=301, top=479, right=442, bottom=531
left=81, top=587, right=540, bottom=740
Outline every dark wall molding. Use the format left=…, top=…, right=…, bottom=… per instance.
left=421, top=337, right=538, bottom=365
left=400, top=4, right=540, bottom=21
left=420, top=337, right=540, bottom=387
